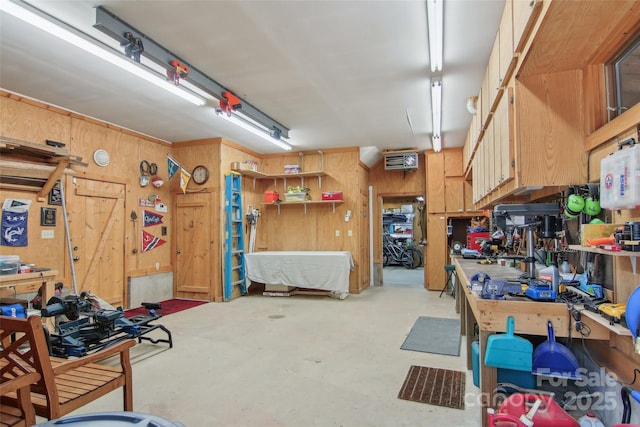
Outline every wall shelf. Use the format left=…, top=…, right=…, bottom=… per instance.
left=240, top=170, right=327, bottom=189
left=568, top=245, right=638, bottom=276
left=261, top=199, right=343, bottom=215
left=0, top=136, right=86, bottom=201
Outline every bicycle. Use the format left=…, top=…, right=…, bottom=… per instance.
left=382, top=233, right=423, bottom=269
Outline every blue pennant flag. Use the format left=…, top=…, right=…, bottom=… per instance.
left=1, top=210, right=28, bottom=246
left=167, top=156, right=180, bottom=181
left=143, top=210, right=163, bottom=227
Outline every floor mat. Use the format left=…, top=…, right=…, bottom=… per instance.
left=125, top=298, right=208, bottom=318
left=398, top=365, right=466, bottom=410
left=400, top=316, right=461, bottom=356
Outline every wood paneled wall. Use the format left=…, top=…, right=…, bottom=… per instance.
left=0, top=93, right=173, bottom=304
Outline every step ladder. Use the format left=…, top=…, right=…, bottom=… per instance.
left=224, top=172, right=247, bottom=301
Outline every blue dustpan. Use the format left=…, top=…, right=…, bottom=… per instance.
left=532, top=320, right=581, bottom=380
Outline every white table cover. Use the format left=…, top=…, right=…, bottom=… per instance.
left=245, top=251, right=353, bottom=294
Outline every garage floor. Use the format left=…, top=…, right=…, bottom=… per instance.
left=55, top=286, right=480, bottom=427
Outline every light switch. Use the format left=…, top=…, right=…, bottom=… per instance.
left=335, top=230, right=340, bottom=237
left=41, top=230, right=54, bottom=239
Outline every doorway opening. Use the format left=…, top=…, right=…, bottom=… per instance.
left=381, top=195, right=425, bottom=288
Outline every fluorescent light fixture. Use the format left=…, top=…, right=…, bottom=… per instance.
left=0, top=0, right=206, bottom=106
left=427, top=0, right=443, bottom=73
left=431, top=80, right=442, bottom=152
left=215, top=111, right=292, bottom=151
left=432, top=135, right=442, bottom=152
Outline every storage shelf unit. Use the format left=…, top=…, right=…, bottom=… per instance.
left=261, top=199, right=343, bottom=215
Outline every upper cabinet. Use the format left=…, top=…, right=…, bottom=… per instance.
left=464, top=0, right=638, bottom=208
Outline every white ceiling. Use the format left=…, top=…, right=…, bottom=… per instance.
left=0, top=0, right=505, bottom=165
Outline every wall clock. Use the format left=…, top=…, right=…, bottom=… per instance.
left=192, top=165, right=209, bottom=185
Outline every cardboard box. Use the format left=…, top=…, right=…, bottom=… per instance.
left=264, top=191, right=279, bottom=203
left=284, top=164, right=301, bottom=174
left=321, top=191, right=343, bottom=201
left=580, top=223, right=622, bottom=246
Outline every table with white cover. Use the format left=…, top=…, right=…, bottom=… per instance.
left=244, top=251, right=353, bottom=299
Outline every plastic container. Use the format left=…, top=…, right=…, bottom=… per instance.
left=0, top=255, right=20, bottom=276
left=467, top=232, right=491, bottom=251
left=284, top=192, right=307, bottom=202
left=578, top=413, right=605, bottom=427
left=264, top=191, right=279, bottom=203
left=600, top=143, right=640, bottom=210
left=34, top=411, right=185, bottom=426
left=321, top=191, right=343, bottom=201
left=284, top=164, right=301, bottom=174
left=538, top=264, right=560, bottom=295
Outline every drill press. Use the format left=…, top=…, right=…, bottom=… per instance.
left=493, top=203, right=562, bottom=301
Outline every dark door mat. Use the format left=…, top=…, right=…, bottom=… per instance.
left=401, top=316, right=461, bottom=356
left=398, top=365, right=466, bottom=410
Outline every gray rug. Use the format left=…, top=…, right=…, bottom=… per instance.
left=401, top=316, right=461, bottom=356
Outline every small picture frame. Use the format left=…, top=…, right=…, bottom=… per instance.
left=41, top=207, right=56, bottom=226
left=48, top=183, right=62, bottom=205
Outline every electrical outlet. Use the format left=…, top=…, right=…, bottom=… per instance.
left=41, top=230, right=54, bottom=239
left=155, top=262, right=160, bottom=270
left=335, top=230, right=340, bottom=237
left=348, top=230, right=353, bottom=237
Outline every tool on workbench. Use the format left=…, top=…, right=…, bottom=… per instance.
left=597, top=303, right=626, bottom=324
left=524, top=279, right=557, bottom=302
left=481, top=280, right=524, bottom=300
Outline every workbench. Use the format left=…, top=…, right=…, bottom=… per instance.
left=453, top=258, right=630, bottom=427
left=0, top=270, right=58, bottom=303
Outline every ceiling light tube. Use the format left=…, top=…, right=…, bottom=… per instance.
left=0, top=0, right=206, bottom=106
left=431, top=80, right=442, bottom=141
left=427, top=0, right=443, bottom=73
left=215, top=111, right=292, bottom=151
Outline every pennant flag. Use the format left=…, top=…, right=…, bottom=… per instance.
left=1, top=210, right=28, bottom=246
left=141, top=229, right=166, bottom=253
left=167, top=156, right=180, bottom=181
left=143, top=210, right=164, bottom=227
left=180, top=167, right=191, bottom=194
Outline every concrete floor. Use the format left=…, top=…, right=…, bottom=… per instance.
left=51, top=287, right=480, bottom=427
left=382, top=267, right=424, bottom=288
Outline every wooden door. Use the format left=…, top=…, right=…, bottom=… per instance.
left=67, top=177, right=126, bottom=306
left=425, top=213, right=447, bottom=290
left=174, top=192, right=214, bottom=301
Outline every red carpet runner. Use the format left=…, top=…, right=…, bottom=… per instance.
left=124, top=298, right=208, bottom=318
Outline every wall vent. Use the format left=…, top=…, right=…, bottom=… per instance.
left=384, top=151, right=419, bottom=171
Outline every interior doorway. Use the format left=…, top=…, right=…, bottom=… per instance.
left=381, top=195, right=425, bottom=288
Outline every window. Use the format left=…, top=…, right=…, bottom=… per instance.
left=607, top=32, right=640, bottom=121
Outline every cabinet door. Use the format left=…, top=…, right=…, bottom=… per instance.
left=513, top=0, right=542, bottom=53
left=498, top=0, right=514, bottom=86
left=464, top=180, right=475, bottom=212
left=444, top=149, right=463, bottom=177
left=494, top=87, right=515, bottom=187
left=426, top=153, right=445, bottom=213
left=488, top=34, right=501, bottom=107
left=445, top=177, right=464, bottom=213
left=426, top=214, right=447, bottom=290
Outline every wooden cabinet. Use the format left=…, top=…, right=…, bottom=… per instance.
left=471, top=72, right=587, bottom=208
left=425, top=213, right=447, bottom=290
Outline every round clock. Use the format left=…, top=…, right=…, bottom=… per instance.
left=192, top=165, right=209, bottom=185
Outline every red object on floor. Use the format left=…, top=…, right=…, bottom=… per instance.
left=467, top=231, right=491, bottom=251
left=489, top=394, right=579, bottom=427
left=124, top=298, right=207, bottom=318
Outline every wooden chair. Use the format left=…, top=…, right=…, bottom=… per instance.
left=0, top=315, right=134, bottom=421
left=1, top=371, right=40, bottom=427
